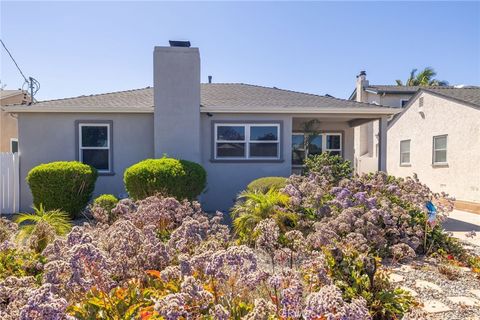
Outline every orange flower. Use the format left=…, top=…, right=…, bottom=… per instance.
left=146, top=270, right=162, bottom=279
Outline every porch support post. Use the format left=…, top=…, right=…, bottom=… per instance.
left=378, top=116, right=388, bottom=172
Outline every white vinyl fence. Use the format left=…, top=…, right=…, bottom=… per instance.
left=0, top=152, right=20, bottom=214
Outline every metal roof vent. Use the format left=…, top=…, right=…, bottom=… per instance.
left=169, top=40, right=191, bottom=48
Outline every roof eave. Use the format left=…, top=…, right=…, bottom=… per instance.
left=201, top=106, right=400, bottom=115
left=1, top=106, right=154, bottom=113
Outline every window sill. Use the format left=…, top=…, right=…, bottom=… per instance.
left=432, top=163, right=449, bottom=168
left=210, top=159, right=284, bottom=163
left=400, top=163, right=411, bottom=167
left=98, top=171, right=116, bottom=176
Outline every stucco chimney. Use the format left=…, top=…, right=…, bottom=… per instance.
left=355, top=71, right=369, bottom=102
left=153, top=43, right=201, bottom=162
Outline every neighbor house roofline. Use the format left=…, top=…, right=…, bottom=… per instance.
left=388, top=87, right=480, bottom=129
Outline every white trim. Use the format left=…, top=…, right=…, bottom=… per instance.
left=432, top=135, right=448, bottom=165
left=202, top=106, right=400, bottom=115
left=214, top=123, right=280, bottom=160
left=2, top=106, right=153, bottom=113
left=78, top=123, right=111, bottom=172
left=3, top=105, right=400, bottom=116
left=9, top=138, right=18, bottom=153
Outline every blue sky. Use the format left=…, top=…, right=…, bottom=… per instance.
left=1, top=1, right=479, bottom=101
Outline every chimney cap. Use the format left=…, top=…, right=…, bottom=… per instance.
left=169, top=40, right=191, bottom=48
left=208, top=75, right=212, bottom=84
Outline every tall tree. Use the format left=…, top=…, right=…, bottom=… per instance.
left=396, top=67, right=448, bottom=86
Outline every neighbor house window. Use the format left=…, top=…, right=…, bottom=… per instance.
left=214, top=123, right=280, bottom=160
left=10, top=138, right=18, bottom=153
left=78, top=122, right=112, bottom=172
left=433, top=135, right=447, bottom=165
left=401, top=99, right=409, bottom=107
left=400, top=140, right=410, bottom=165
left=291, top=132, right=342, bottom=165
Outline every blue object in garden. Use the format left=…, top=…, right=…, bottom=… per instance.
left=426, top=201, right=437, bottom=224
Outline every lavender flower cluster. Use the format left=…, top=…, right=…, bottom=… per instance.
left=284, top=171, right=454, bottom=258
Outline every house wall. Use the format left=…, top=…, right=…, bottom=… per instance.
left=200, top=113, right=355, bottom=212
left=17, top=112, right=154, bottom=211
left=354, top=91, right=414, bottom=173
left=387, top=92, right=480, bottom=203
left=16, top=111, right=356, bottom=213
left=200, top=113, right=293, bottom=212
left=1, top=93, right=29, bottom=152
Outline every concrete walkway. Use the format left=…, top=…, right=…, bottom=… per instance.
left=443, top=210, right=480, bottom=246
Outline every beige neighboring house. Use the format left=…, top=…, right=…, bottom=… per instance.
left=0, top=89, right=30, bottom=152
left=349, top=72, right=419, bottom=173
left=387, top=87, right=480, bottom=204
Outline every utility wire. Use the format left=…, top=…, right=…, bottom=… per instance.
left=0, top=39, right=29, bottom=83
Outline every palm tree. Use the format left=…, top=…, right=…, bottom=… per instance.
left=231, top=189, right=297, bottom=244
left=15, top=204, right=72, bottom=251
left=395, top=67, right=448, bottom=86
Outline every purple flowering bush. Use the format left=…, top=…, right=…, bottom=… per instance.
left=0, top=160, right=468, bottom=320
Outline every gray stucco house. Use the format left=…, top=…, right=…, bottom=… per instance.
left=3, top=42, right=399, bottom=212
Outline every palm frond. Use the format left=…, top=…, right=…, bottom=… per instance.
left=395, top=80, right=404, bottom=86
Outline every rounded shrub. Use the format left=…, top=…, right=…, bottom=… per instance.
left=26, top=161, right=97, bottom=218
left=93, top=194, right=119, bottom=213
left=124, top=158, right=207, bottom=201
left=247, top=176, right=287, bottom=193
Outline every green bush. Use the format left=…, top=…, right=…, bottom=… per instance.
left=246, top=176, right=287, bottom=193
left=27, top=161, right=97, bottom=218
left=124, top=158, right=206, bottom=201
left=304, top=152, right=353, bottom=182
left=93, top=194, right=119, bottom=213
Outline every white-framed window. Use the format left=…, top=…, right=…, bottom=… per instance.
left=292, top=133, right=306, bottom=165
left=78, top=123, right=112, bottom=172
left=214, top=123, right=280, bottom=160
left=325, top=133, right=342, bottom=156
left=400, top=139, right=411, bottom=165
left=291, top=132, right=342, bottom=166
left=433, top=135, right=447, bottom=165
left=10, top=138, right=18, bottom=153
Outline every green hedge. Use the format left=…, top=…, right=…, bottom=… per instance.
left=27, top=161, right=97, bottom=218
left=93, top=194, right=119, bottom=213
left=124, top=158, right=206, bottom=200
left=247, top=176, right=287, bottom=193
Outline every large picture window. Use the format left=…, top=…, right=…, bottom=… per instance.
left=78, top=122, right=112, bottom=172
left=291, top=132, right=342, bottom=166
left=214, top=123, right=280, bottom=160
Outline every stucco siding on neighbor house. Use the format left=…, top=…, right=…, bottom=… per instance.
left=17, top=113, right=154, bottom=211
left=387, top=92, right=480, bottom=203
left=1, top=91, right=30, bottom=152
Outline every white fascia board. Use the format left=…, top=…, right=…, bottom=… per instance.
left=2, top=106, right=154, bottom=113
left=200, top=106, right=400, bottom=115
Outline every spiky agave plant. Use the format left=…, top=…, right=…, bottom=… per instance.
left=15, top=204, right=72, bottom=252
left=231, top=189, right=297, bottom=244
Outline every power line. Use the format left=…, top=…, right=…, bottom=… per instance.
left=0, top=39, right=40, bottom=103
left=0, top=39, right=29, bottom=83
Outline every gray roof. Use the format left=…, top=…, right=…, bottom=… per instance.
left=364, top=85, right=456, bottom=94
left=422, top=87, right=480, bottom=108
left=0, top=89, right=27, bottom=99
left=20, top=83, right=394, bottom=110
